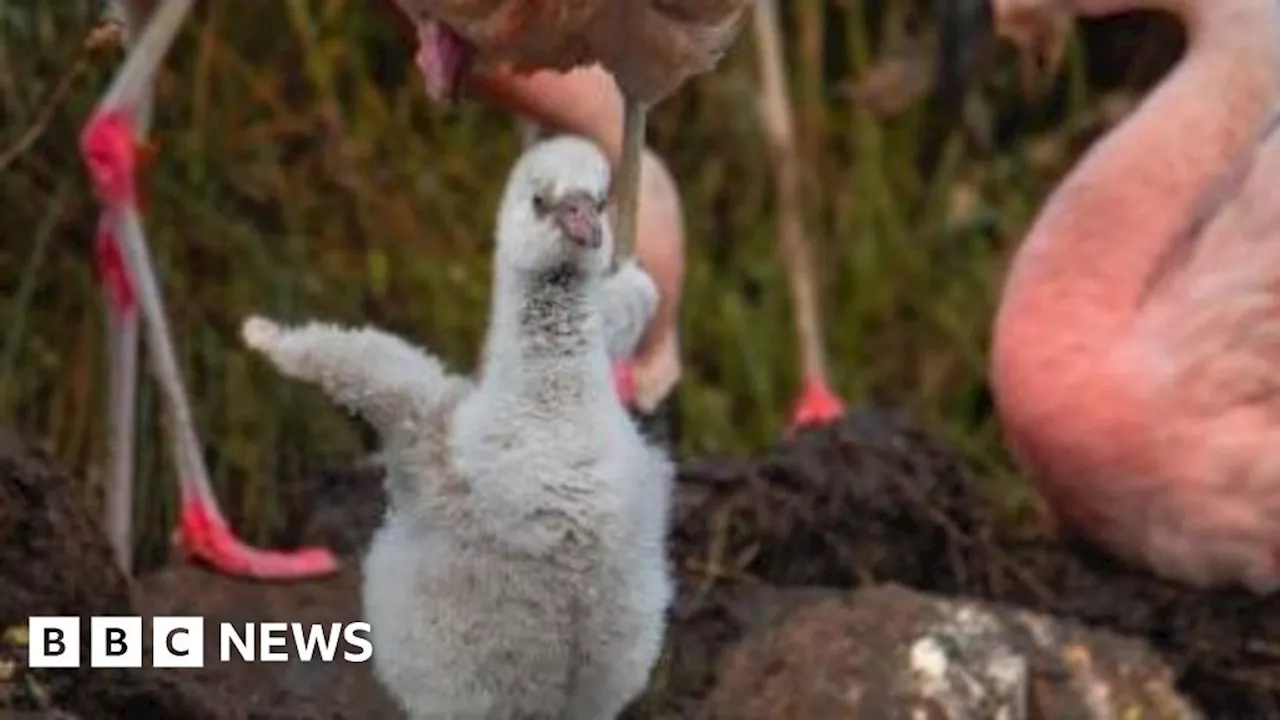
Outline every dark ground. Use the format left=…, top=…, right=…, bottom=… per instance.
left=3, top=409, right=1280, bottom=719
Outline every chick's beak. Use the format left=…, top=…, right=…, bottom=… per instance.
left=553, top=192, right=603, bottom=249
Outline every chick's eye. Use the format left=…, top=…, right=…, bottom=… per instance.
left=532, top=192, right=550, bottom=216
left=594, top=195, right=608, bottom=213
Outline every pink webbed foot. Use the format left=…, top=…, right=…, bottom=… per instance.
left=175, top=496, right=339, bottom=581
left=787, top=379, right=845, bottom=433
left=613, top=360, right=638, bottom=407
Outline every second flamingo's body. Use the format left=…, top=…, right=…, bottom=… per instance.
left=990, top=0, right=1280, bottom=591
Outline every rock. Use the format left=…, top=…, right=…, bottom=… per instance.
left=698, top=583, right=1201, bottom=720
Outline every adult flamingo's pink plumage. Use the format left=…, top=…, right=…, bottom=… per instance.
left=989, top=0, right=1280, bottom=591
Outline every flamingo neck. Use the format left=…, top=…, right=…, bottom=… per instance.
left=993, top=1, right=1280, bottom=392
left=478, top=264, right=613, bottom=415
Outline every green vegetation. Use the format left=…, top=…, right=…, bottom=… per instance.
left=0, top=1, right=1129, bottom=561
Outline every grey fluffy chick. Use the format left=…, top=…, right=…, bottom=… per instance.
left=241, top=135, right=674, bottom=720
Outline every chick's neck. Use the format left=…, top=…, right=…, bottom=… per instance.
left=479, top=262, right=614, bottom=413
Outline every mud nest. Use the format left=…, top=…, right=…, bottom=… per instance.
left=0, top=432, right=222, bottom=718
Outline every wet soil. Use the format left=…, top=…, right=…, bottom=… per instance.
left=3, top=409, right=1280, bottom=718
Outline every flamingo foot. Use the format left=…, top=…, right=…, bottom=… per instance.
left=174, top=496, right=339, bottom=581
left=613, top=360, right=637, bottom=407
left=787, top=379, right=845, bottom=433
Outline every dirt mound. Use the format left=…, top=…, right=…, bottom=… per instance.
left=669, top=409, right=1280, bottom=717
left=0, top=432, right=221, bottom=719
left=136, top=565, right=399, bottom=718
left=0, top=432, right=395, bottom=719
left=673, top=408, right=994, bottom=589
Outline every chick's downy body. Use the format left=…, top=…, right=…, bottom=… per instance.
left=245, top=135, right=672, bottom=719
left=364, top=366, right=672, bottom=719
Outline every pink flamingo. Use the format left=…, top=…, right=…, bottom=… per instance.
left=988, top=0, right=1280, bottom=591
left=84, top=0, right=337, bottom=580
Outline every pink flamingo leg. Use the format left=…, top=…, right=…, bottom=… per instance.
left=84, top=113, right=337, bottom=582
left=96, top=219, right=140, bottom=575
left=751, top=0, right=845, bottom=434
left=97, top=0, right=149, bottom=577
left=82, top=1, right=336, bottom=581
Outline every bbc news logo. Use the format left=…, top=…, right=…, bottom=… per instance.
left=25, top=616, right=372, bottom=668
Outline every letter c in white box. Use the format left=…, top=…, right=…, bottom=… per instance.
left=153, top=616, right=204, bottom=668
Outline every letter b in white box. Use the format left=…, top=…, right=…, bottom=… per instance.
left=27, top=617, right=80, bottom=668
left=153, top=617, right=204, bottom=668
left=91, top=616, right=142, bottom=668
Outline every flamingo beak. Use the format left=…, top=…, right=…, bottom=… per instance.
left=378, top=0, right=478, bottom=103
left=991, top=0, right=1074, bottom=94
left=415, top=18, right=477, bottom=103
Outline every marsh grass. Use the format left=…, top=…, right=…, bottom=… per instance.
left=0, top=0, right=1150, bottom=563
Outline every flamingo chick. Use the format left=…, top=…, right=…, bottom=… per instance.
left=244, top=136, right=673, bottom=718
left=988, top=0, right=1280, bottom=591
